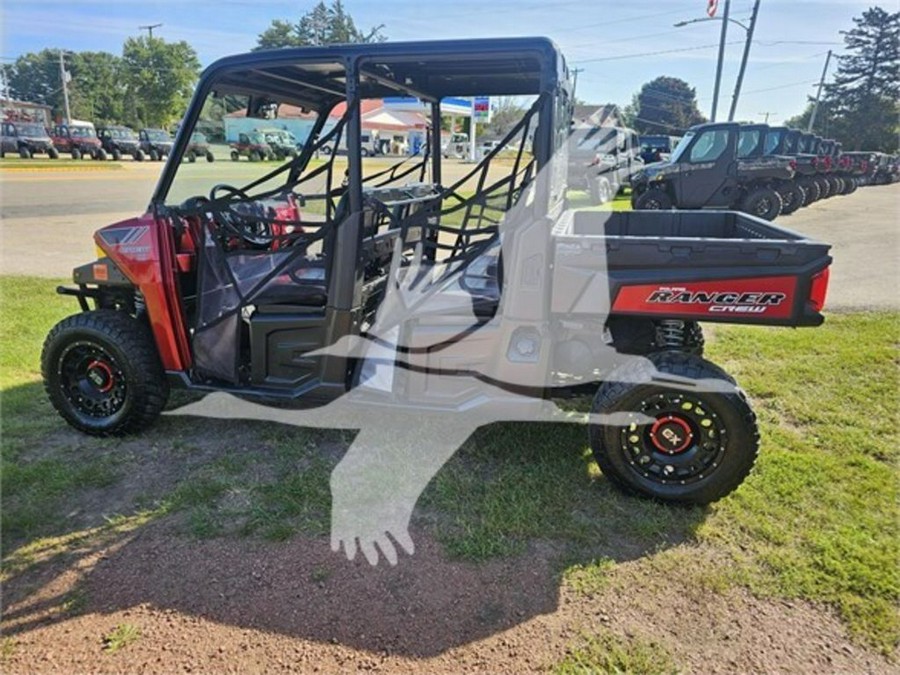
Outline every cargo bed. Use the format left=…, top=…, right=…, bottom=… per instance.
left=551, top=210, right=832, bottom=326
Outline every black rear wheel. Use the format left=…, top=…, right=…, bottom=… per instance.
left=590, top=352, right=759, bottom=504
left=71, top=148, right=82, bottom=160
left=798, top=177, right=819, bottom=205
left=778, top=183, right=804, bottom=215
left=42, top=311, right=168, bottom=436
left=19, top=147, right=31, bottom=159
left=111, top=148, right=122, bottom=161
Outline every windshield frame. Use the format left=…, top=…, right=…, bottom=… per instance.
left=669, top=131, right=695, bottom=163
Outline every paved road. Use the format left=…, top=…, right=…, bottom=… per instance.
left=1, top=162, right=897, bottom=310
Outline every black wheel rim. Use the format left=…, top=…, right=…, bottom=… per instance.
left=754, top=198, right=772, bottom=216
left=58, top=341, right=127, bottom=420
left=617, top=392, right=727, bottom=485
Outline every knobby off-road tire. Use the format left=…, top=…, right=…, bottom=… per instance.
left=815, top=176, right=831, bottom=199
left=778, top=183, right=804, bottom=216
left=71, top=148, right=82, bottom=160
left=206, top=151, right=215, bottom=163
left=739, top=187, right=782, bottom=221
left=798, top=177, right=819, bottom=205
left=633, top=188, right=673, bottom=210
left=827, top=175, right=843, bottom=197
left=42, top=310, right=169, bottom=436
left=96, top=149, right=108, bottom=161
left=19, top=147, right=31, bottom=159
left=843, top=177, right=858, bottom=194
left=589, top=176, right=612, bottom=205
left=187, top=150, right=197, bottom=163
left=149, top=149, right=159, bottom=161
left=111, top=148, right=122, bottom=161
left=134, top=149, right=145, bottom=161
left=49, top=147, right=60, bottom=159
left=590, top=352, right=759, bottom=504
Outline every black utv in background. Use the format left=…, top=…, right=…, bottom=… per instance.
left=138, top=128, right=174, bottom=161
left=630, top=122, right=792, bottom=220
left=97, top=126, right=144, bottom=161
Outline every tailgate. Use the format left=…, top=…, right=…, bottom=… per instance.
left=551, top=210, right=832, bottom=326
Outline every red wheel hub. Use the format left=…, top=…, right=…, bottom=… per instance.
left=649, top=415, right=693, bottom=454
left=86, top=359, right=115, bottom=393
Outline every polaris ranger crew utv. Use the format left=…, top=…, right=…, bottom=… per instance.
left=630, top=122, right=795, bottom=221
left=50, top=121, right=105, bottom=160
left=42, top=38, right=832, bottom=506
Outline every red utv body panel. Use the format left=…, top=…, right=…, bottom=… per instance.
left=94, top=215, right=192, bottom=371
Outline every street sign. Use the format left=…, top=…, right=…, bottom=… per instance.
left=473, top=96, right=491, bottom=123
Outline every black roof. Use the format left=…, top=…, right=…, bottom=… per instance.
left=201, top=37, right=567, bottom=112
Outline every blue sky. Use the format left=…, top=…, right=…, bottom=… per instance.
left=0, top=0, right=881, bottom=123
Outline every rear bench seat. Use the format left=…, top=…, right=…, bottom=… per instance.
left=253, top=183, right=442, bottom=312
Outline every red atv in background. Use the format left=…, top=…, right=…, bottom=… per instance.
left=50, top=121, right=106, bottom=160
left=230, top=131, right=275, bottom=161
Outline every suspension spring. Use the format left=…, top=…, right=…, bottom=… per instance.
left=656, top=319, right=687, bottom=349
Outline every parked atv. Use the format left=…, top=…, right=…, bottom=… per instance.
left=638, top=134, right=681, bottom=164
left=630, top=122, right=794, bottom=220
left=185, top=132, right=215, bottom=162
left=97, top=125, right=144, bottom=161
left=259, top=129, right=299, bottom=160
left=569, top=125, right=643, bottom=205
left=0, top=120, right=59, bottom=158
left=138, top=129, right=174, bottom=161
left=42, top=37, right=832, bottom=512
left=230, top=132, right=275, bottom=161
left=50, top=122, right=105, bottom=160
left=737, top=124, right=806, bottom=216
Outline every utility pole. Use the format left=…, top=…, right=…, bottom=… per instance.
left=138, top=23, right=162, bottom=38
left=728, top=0, right=760, bottom=121
left=807, top=50, right=832, bottom=132
left=710, top=0, right=731, bottom=121
left=58, top=50, right=72, bottom=124
left=571, top=67, right=584, bottom=102
left=758, top=111, right=776, bottom=123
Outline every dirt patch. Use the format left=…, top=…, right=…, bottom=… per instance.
left=2, top=521, right=894, bottom=674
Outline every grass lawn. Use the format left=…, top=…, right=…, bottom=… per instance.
left=1, top=275, right=897, bottom=660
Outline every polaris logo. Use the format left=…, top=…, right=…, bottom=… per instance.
left=647, top=289, right=787, bottom=314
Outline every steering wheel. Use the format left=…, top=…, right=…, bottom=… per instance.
left=209, top=183, right=250, bottom=202
left=208, top=183, right=273, bottom=248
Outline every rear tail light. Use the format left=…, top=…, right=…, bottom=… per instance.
left=789, top=159, right=797, bottom=170
left=808, top=267, right=830, bottom=313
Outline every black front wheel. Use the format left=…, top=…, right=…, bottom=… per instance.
left=633, top=188, right=673, bottom=210
left=590, top=352, right=759, bottom=504
left=111, top=148, right=122, bottom=161
left=739, top=187, right=782, bottom=221
left=42, top=311, right=169, bottom=436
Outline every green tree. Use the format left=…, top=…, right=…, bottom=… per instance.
left=630, top=76, right=706, bottom=135
left=121, top=37, right=200, bottom=129
left=68, top=51, right=124, bottom=123
left=1, top=49, right=64, bottom=115
left=819, top=6, right=899, bottom=151
left=255, top=0, right=385, bottom=50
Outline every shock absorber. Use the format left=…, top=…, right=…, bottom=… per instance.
left=655, top=319, right=687, bottom=349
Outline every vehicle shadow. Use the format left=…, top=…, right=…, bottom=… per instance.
left=2, top=384, right=709, bottom=658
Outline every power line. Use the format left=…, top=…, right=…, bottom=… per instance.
left=572, top=40, right=746, bottom=64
